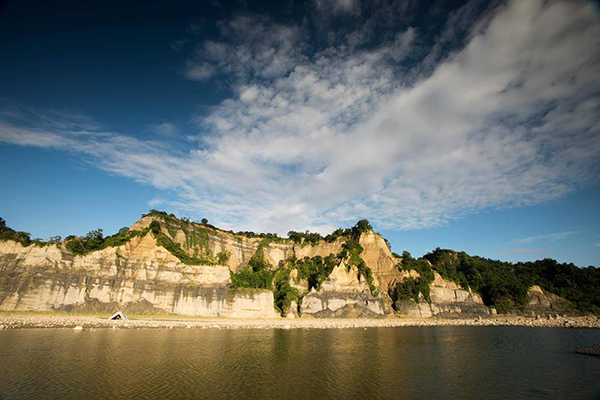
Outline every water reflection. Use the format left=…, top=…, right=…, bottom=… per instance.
left=0, top=327, right=599, bottom=399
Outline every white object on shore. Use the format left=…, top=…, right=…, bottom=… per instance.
left=109, top=311, right=128, bottom=321
left=73, top=326, right=84, bottom=331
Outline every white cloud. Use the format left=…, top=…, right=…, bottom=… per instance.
left=1, top=0, right=599, bottom=234
left=313, top=0, right=360, bottom=15
left=516, top=231, right=578, bottom=245
left=184, top=15, right=306, bottom=81
left=504, top=248, right=551, bottom=255
left=147, top=122, right=178, bottom=137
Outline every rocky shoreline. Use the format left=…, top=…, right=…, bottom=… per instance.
left=0, top=313, right=598, bottom=330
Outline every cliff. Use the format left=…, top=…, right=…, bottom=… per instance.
left=0, top=212, right=583, bottom=318
left=394, top=272, right=496, bottom=318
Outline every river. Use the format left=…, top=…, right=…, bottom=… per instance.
left=0, top=326, right=599, bottom=399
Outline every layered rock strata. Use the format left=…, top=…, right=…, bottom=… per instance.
left=300, top=262, right=387, bottom=318
left=0, top=214, right=574, bottom=319
left=394, top=272, right=496, bottom=318
left=0, top=234, right=277, bottom=318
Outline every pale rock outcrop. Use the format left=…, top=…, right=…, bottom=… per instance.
left=513, top=285, right=571, bottom=316
left=293, top=239, right=344, bottom=261
left=288, top=269, right=308, bottom=293
left=8, top=215, right=558, bottom=319
left=0, top=233, right=277, bottom=318
left=395, top=272, right=495, bottom=318
left=359, top=231, right=404, bottom=292
left=300, top=263, right=387, bottom=318
left=284, top=300, right=299, bottom=319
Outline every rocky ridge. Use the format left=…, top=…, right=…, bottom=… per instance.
left=0, top=212, right=581, bottom=319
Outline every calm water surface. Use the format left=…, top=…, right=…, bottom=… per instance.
left=0, top=326, right=599, bottom=399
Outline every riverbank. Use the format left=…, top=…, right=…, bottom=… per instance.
left=0, top=312, right=599, bottom=330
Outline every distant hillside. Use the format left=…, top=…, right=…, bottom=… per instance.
left=422, top=249, right=599, bottom=314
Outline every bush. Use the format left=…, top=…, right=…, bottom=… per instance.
left=287, top=230, right=323, bottom=245
left=230, top=268, right=273, bottom=289
left=392, top=278, right=422, bottom=303
left=149, top=221, right=161, bottom=234
left=154, top=232, right=216, bottom=265
left=230, top=240, right=275, bottom=289
left=0, top=217, right=33, bottom=246
left=291, top=255, right=338, bottom=291
left=247, top=241, right=272, bottom=271
left=354, top=219, right=373, bottom=234
left=287, top=220, right=373, bottom=246
left=341, top=238, right=377, bottom=295
left=217, top=250, right=231, bottom=265
left=273, top=268, right=299, bottom=314
left=65, top=226, right=151, bottom=256
left=390, top=251, right=435, bottom=305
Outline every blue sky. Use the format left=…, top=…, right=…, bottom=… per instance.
left=0, top=0, right=599, bottom=266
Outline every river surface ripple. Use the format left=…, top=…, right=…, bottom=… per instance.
left=0, top=326, right=599, bottom=399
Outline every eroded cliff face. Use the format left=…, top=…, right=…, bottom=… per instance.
left=394, top=272, right=496, bottom=318
left=300, top=262, right=387, bottom=318
left=0, top=214, right=568, bottom=319
left=131, top=215, right=350, bottom=273
left=393, top=274, right=575, bottom=318
left=515, top=285, right=572, bottom=317
left=0, top=214, right=375, bottom=318
left=0, top=233, right=277, bottom=318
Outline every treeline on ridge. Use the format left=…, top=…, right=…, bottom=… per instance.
left=287, top=219, right=373, bottom=245
left=391, top=248, right=600, bottom=314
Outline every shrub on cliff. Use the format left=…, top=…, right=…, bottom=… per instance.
left=230, top=240, right=274, bottom=290
left=0, top=217, right=33, bottom=246
left=153, top=231, right=217, bottom=265
left=340, top=238, right=378, bottom=295
left=390, top=251, right=435, bottom=305
left=230, top=267, right=273, bottom=289
left=287, top=220, right=373, bottom=246
left=287, top=230, right=323, bottom=245
left=291, top=255, right=338, bottom=291
left=217, top=250, right=231, bottom=265
left=149, top=220, right=161, bottom=234
left=353, top=219, right=373, bottom=234
left=273, top=268, right=299, bottom=314
left=64, top=226, right=151, bottom=255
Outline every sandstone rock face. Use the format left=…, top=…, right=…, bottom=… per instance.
left=394, top=273, right=495, bottom=318
left=0, top=234, right=277, bottom=318
left=132, top=215, right=346, bottom=273
left=0, top=273, right=277, bottom=318
left=395, top=299, right=434, bottom=318
left=288, top=269, right=308, bottom=293
left=299, top=263, right=387, bottom=318
left=512, top=285, right=571, bottom=317
left=133, top=215, right=293, bottom=272
left=6, top=215, right=543, bottom=319
left=359, top=231, right=404, bottom=293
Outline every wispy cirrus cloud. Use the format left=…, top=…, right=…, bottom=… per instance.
left=503, top=248, right=551, bottom=255
left=147, top=122, right=179, bottom=137
left=515, top=231, right=579, bottom=245
left=1, top=0, right=599, bottom=234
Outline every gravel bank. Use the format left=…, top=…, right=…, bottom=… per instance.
left=0, top=314, right=598, bottom=330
